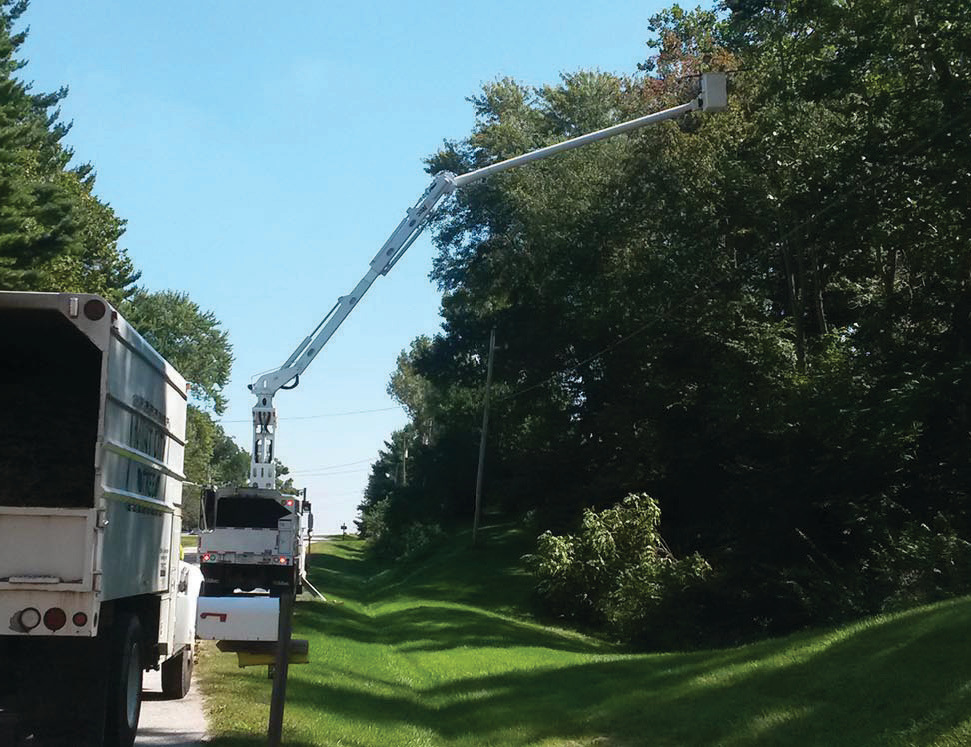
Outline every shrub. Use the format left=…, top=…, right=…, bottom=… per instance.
left=866, top=514, right=971, bottom=612
left=528, top=493, right=711, bottom=646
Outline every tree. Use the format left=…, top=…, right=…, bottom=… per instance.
left=181, top=408, right=252, bottom=529
left=121, top=289, right=233, bottom=414
left=0, top=1, right=138, bottom=301
left=367, top=0, right=971, bottom=642
left=388, top=335, right=437, bottom=444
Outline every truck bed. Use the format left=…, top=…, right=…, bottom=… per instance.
left=0, top=308, right=101, bottom=508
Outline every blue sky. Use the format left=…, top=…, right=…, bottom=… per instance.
left=20, top=1, right=667, bottom=532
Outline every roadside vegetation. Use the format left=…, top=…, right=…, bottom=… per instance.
left=361, top=0, right=971, bottom=647
left=200, top=532, right=971, bottom=746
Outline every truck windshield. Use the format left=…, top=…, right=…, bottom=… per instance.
left=214, top=496, right=291, bottom=529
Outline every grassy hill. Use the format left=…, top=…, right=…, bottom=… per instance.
left=200, top=526, right=971, bottom=746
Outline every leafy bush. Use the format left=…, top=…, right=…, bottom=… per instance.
left=394, top=521, right=446, bottom=562
left=528, top=493, right=711, bottom=647
left=359, top=498, right=444, bottom=562
left=866, top=514, right=971, bottom=613
left=356, top=497, right=391, bottom=542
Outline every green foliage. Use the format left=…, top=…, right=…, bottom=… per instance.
left=388, top=335, right=438, bottom=443
left=363, top=0, right=971, bottom=642
left=529, top=493, right=711, bottom=646
left=865, top=515, right=971, bottom=613
left=275, top=459, right=297, bottom=493
left=200, top=533, right=971, bottom=747
left=357, top=496, right=444, bottom=562
left=356, top=496, right=391, bottom=541
left=0, top=2, right=137, bottom=301
left=182, top=406, right=251, bottom=529
left=121, top=288, right=233, bottom=414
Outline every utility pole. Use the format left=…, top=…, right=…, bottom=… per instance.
left=402, top=431, right=409, bottom=487
left=473, top=328, right=496, bottom=546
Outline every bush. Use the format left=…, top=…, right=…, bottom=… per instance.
left=359, top=498, right=444, bottom=562
left=357, top=497, right=391, bottom=542
left=528, top=493, right=711, bottom=647
left=394, top=521, right=446, bottom=562
left=866, top=514, right=971, bottom=612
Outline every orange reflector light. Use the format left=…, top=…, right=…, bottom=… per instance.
left=72, top=612, right=88, bottom=627
left=43, top=608, right=66, bottom=632
left=278, top=556, right=288, bottom=564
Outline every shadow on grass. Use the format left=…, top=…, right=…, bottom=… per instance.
left=309, top=525, right=537, bottom=610
left=301, top=530, right=604, bottom=654
left=296, top=596, right=606, bottom=654
left=283, top=597, right=971, bottom=746
left=207, top=737, right=318, bottom=747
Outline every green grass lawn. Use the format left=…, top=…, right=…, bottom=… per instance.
left=199, top=526, right=971, bottom=746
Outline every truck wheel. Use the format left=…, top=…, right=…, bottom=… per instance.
left=161, top=645, right=193, bottom=699
left=105, top=613, right=143, bottom=747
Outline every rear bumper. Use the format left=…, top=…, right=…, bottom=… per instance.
left=199, top=562, right=295, bottom=592
left=0, top=590, right=98, bottom=637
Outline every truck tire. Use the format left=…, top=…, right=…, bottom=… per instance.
left=104, top=613, right=143, bottom=747
left=161, top=645, right=193, bottom=699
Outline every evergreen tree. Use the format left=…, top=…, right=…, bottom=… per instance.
left=0, top=1, right=137, bottom=301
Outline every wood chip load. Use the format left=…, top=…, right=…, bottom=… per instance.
left=0, top=309, right=100, bottom=508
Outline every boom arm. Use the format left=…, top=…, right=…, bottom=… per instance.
left=248, top=73, right=727, bottom=488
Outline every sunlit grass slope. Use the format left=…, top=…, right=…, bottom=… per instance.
left=200, top=526, right=971, bottom=746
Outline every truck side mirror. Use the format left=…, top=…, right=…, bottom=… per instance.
left=202, top=487, right=216, bottom=530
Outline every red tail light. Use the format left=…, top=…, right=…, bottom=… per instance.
left=201, top=552, right=213, bottom=562
left=278, top=556, right=288, bottom=564
left=72, top=612, right=88, bottom=627
left=43, top=608, right=66, bottom=632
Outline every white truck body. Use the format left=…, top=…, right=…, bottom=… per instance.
left=198, top=486, right=309, bottom=595
left=0, top=291, right=202, bottom=746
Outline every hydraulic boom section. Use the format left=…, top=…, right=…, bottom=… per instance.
left=248, top=73, right=727, bottom=489
left=248, top=172, right=459, bottom=487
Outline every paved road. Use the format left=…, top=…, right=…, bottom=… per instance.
left=136, top=667, right=208, bottom=747
left=136, top=545, right=208, bottom=746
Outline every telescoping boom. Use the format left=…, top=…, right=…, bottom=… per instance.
left=247, top=73, right=728, bottom=488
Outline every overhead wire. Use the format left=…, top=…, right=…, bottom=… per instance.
left=217, top=405, right=401, bottom=424
left=289, top=459, right=374, bottom=475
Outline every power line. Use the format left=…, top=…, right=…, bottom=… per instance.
left=291, top=467, right=371, bottom=478
left=289, top=459, right=373, bottom=475
left=217, top=405, right=401, bottom=424
left=497, top=319, right=655, bottom=403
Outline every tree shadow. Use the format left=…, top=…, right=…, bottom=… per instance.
left=296, top=598, right=607, bottom=654
left=280, top=597, right=971, bottom=746
left=207, top=737, right=318, bottom=747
